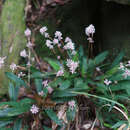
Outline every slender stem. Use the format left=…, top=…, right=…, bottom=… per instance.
left=71, top=91, right=128, bottom=114
left=28, top=47, right=31, bottom=86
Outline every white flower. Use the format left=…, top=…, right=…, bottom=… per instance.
left=55, top=31, right=63, bottom=40
left=68, top=100, right=75, bottom=110
left=63, top=42, right=75, bottom=50
left=18, top=72, right=26, bottom=78
left=9, top=46, right=13, bottom=53
left=87, top=37, right=94, bottom=43
left=38, top=91, right=44, bottom=96
left=114, top=81, right=118, bottom=84
left=119, top=62, right=125, bottom=70
left=44, top=32, right=49, bottom=38
left=0, top=57, right=6, bottom=68
left=123, top=68, right=130, bottom=78
left=46, top=40, right=52, bottom=46
left=71, top=50, right=76, bottom=55
left=24, top=28, right=31, bottom=37
left=30, top=105, right=39, bottom=114
left=66, top=59, right=79, bottom=74
left=47, top=86, right=53, bottom=94
left=31, top=57, right=35, bottom=62
left=53, top=38, right=59, bottom=45
left=57, top=43, right=61, bottom=47
left=56, top=68, right=64, bottom=77
left=42, top=80, right=48, bottom=87
left=45, top=40, right=53, bottom=49
left=96, top=67, right=100, bottom=72
left=104, top=79, right=112, bottom=86
left=26, top=41, right=34, bottom=48
left=10, top=63, right=17, bottom=71
left=57, top=56, right=61, bottom=59
left=85, top=24, right=95, bottom=37
left=40, top=26, right=47, bottom=34
left=27, top=61, right=31, bottom=67
left=65, top=37, right=72, bottom=43
left=20, top=49, right=28, bottom=58
left=125, top=60, right=130, bottom=67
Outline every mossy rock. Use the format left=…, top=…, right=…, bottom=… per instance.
left=0, top=0, right=26, bottom=95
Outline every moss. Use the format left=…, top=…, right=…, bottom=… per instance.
left=0, top=0, right=26, bottom=95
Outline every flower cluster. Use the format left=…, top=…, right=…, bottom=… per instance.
left=42, top=80, right=48, bottom=87
left=40, top=26, right=49, bottom=38
left=119, top=62, right=125, bottom=70
left=55, top=31, right=63, bottom=40
left=40, top=26, right=77, bottom=55
left=10, top=63, right=17, bottom=71
left=118, top=61, right=130, bottom=78
left=85, top=24, right=95, bottom=37
left=42, top=80, right=53, bottom=94
left=20, top=49, right=28, bottom=58
left=38, top=91, right=44, bottom=96
left=24, top=28, right=31, bottom=37
left=68, top=100, right=76, bottom=110
left=66, top=59, right=79, bottom=74
left=104, top=79, right=112, bottom=86
left=123, top=68, right=130, bottom=78
left=56, top=67, right=64, bottom=77
left=85, top=24, right=95, bottom=43
left=30, top=105, right=39, bottom=114
left=18, top=72, right=26, bottom=78
left=45, top=40, right=53, bottom=49
left=63, top=41, right=74, bottom=50
left=0, top=57, right=6, bottom=68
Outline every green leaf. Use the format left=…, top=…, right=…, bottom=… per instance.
left=71, top=91, right=128, bottom=113
left=72, top=52, right=79, bottom=61
left=8, top=83, right=19, bottom=101
left=0, top=108, right=14, bottom=117
left=44, top=58, right=60, bottom=71
left=0, top=99, right=34, bottom=117
left=81, top=57, right=87, bottom=76
left=110, top=80, right=130, bottom=95
left=52, top=97, right=75, bottom=103
left=66, top=107, right=76, bottom=121
left=78, top=45, right=84, bottom=58
left=104, top=66, right=118, bottom=79
left=111, top=121, right=127, bottom=129
left=5, top=72, right=27, bottom=88
left=45, top=109, right=63, bottom=126
left=35, top=79, right=43, bottom=93
left=94, top=51, right=108, bottom=65
left=13, top=119, right=22, bottom=130
left=31, top=72, right=55, bottom=79
left=0, top=98, right=34, bottom=109
left=7, top=106, right=30, bottom=117
left=110, top=51, right=124, bottom=69
left=0, top=102, right=19, bottom=108
left=74, top=78, right=85, bottom=88
left=8, top=83, right=16, bottom=101
left=96, top=83, right=108, bottom=93
left=0, top=121, right=13, bottom=128
left=59, top=80, right=71, bottom=90
left=52, top=90, right=77, bottom=98
left=43, top=87, right=48, bottom=98
left=49, top=78, right=63, bottom=88
left=43, top=126, right=52, bottom=130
